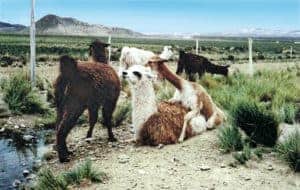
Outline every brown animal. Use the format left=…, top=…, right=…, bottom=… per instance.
left=54, top=44, right=120, bottom=162
left=148, top=56, right=225, bottom=143
left=122, top=65, right=206, bottom=146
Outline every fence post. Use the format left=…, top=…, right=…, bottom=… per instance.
left=248, top=38, right=253, bottom=77
left=195, top=39, right=199, bottom=55
left=290, top=46, right=293, bottom=58
left=30, top=0, right=36, bottom=86
left=108, top=35, right=111, bottom=64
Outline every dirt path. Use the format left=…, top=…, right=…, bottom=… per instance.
left=47, top=124, right=300, bottom=190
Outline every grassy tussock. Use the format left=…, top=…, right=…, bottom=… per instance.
left=35, top=159, right=106, bottom=189
left=233, top=144, right=252, bottom=164
left=0, top=74, right=47, bottom=114
left=156, top=81, right=175, bottom=102
left=231, top=100, right=279, bottom=147
left=276, top=131, right=300, bottom=172
left=218, top=125, right=244, bottom=153
left=113, top=100, right=132, bottom=127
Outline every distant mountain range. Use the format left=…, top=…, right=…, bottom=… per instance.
left=0, top=15, right=299, bottom=38
left=0, top=14, right=143, bottom=37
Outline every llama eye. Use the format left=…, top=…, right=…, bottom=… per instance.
left=133, top=71, right=142, bottom=79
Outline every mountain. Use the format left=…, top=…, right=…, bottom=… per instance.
left=0, top=22, right=26, bottom=32
left=28, top=14, right=143, bottom=37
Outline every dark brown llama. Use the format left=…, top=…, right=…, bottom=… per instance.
left=54, top=54, right=120, bottom=162
left=176, top=50, right=230, bottom=81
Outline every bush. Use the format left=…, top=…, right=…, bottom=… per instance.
left=35, top=159, right=106, bottom=189
left=1, top=74, right=46, bottom=114
left=113, top=100, right=131, bottom=127
left=233, top=144, right=252, bottom=164
left=276, top=131, right=300, bottom=172
left=231, top=100, right=279, bottom=147
left=218, top=125, right=244, bottom=153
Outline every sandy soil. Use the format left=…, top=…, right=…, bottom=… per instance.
left=44, top=123, right=300, bottom=190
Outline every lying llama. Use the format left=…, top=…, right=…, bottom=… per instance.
left=118, top=46, right=173, bottom=76
left=147, top=56, right=225, bottom=143
left=122, top=65, right=206, bottom=145
left=54, top=54, right=120, bottom=162
left=176, top=50, right=230, bottom=81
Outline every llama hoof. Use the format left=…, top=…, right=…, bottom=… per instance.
left=178, top=137, right=184, bottom=143
left=108, top=136, right=117, bottom=142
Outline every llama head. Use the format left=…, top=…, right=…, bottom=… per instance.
left=122, top=65, right=156, bottom=85
left=147, top=56, right=168, bottom=79
left=159, top=46, right=174, bottom=60
left=89, top=39, right=110, bottom=63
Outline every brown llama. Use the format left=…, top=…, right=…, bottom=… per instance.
left=122, top=65, right=206, bottom=145
left=54, top=54, right=120, bottom=162
left=176, top=50, right=230, bottom=81
left=148, top=56, right=225, bottom=143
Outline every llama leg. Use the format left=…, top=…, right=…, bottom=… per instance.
left=179, top=109, right=199, bottom=143
left=86, top=105, right=99, bottom=138
left=188, top=73, right=196, bottom=82
left=56, top=106, right=84, bottom=162
left=102, top=101, right=117, bottom=142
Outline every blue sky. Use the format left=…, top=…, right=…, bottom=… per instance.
left=0, top=0, right=299, bottom=34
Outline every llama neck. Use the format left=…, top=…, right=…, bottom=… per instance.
left=158, top=64, right=183, bottom=91
left=131, top=80, right=157, bottom=140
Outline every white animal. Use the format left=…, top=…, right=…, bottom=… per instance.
left=118, top=46, right=173, bottom=76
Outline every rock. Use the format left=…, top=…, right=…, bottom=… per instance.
left=118, top=154, right=130, bottom=164
left=157, top=144, right=164, bottom=149
left=23, top=135, right=34, bottom=142
left=200, top=165, right=211, bottom=171
left=220, top=164, right=226, bottom=168
left=278, top=123, right=300, bottom=143
left=14, top=125, right=19, bottom=129
left=0, top=127, right=5, bottom=133
left=23, top=169, right=30, bottom=177
left=244, top=176, right=251, bottom=181
left=20, top=124, right=26, bottom=128
left=267, top=165, right=274, bottom=171
left=12, top=179, right=21, bottom=187
left=172, top=157, right=179, bottom=162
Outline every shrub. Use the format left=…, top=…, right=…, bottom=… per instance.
left=1, top=74, right=46, bottom=114
left=156, top=82, right=174, bottom=101
left=35, top=159, right=106, bottom=189
left=113, top=100, right=132, bottom=127
left=253, top=147, right=264, bottom=159
left=281, top=103, right=296, bottom=124
left=233, top=144, right=252, bottom=164
left=276, top=131, right=300, bottom=172
left=218, top=125, right=244, bottom=153
left=231, top=100, right=279, bottom=147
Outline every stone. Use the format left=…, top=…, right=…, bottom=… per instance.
left=118, top=154, right=130, bottom=164
left=200, top=165, right=211, bottom=171
left=267, top=165, right=274, bottom=171
left=23, top=169, right=30, bottom=177
left=0, top=127, right=5, bottom=133
left=23, top=135, right=34, bottom=142
left=12, top=179, right=21, bottom=187
left=20, top=124, right=26, bottom=128
left=157, top=144, right=164, bottom=149
left=14, top=125, right=19, bottom=129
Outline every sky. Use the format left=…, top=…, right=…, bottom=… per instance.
left=0, top=0, right=299, bottom=34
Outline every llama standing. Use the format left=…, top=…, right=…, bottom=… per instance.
left=122, top=65, right=206, bottom=145
left=54, top=41, right=120, bottom=162
left=118, top=46, right=173, bottom=76
left=147, top=56, right=225, bottom=143
left=177, top=50, right=230, bottom=81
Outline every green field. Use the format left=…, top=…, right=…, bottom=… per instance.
left=0, top=34, right=300, bottom=66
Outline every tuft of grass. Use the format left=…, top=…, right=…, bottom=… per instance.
left=218, top=125, right=244, bottom=153
left=35, top=159, right=106, bottom=189
left=281, top=103, right=296, bottom=124
left=113, top=100, right=132, bottom=127
left=253, top=147, right=264, bottom=160
left=156, top=81, right=175, bottom=102
left=276, top=131, right=300, bottom=172
left=231, top=100, right=279, bottom=147
left=35, top=168, right=67, bottom=190
left=63, top=159, right=106, bottom=185
left=233, top=144, right=252, bottom=164
left=34, top=109, right=56, bottom=129
left=1, top=74, right=47, bottom=114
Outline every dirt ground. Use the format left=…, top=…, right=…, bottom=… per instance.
left=45, top=123, right=300, bottom=190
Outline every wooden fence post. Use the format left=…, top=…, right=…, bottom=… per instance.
left=248, top=38, right=253, bottom=77
left=108, top=35, right=111, bottom=64
left=195, top=39, right=199, bottom=55
left=30, top=0, right=36, bottom=86
left=290, top=46, right=293, bottom=58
